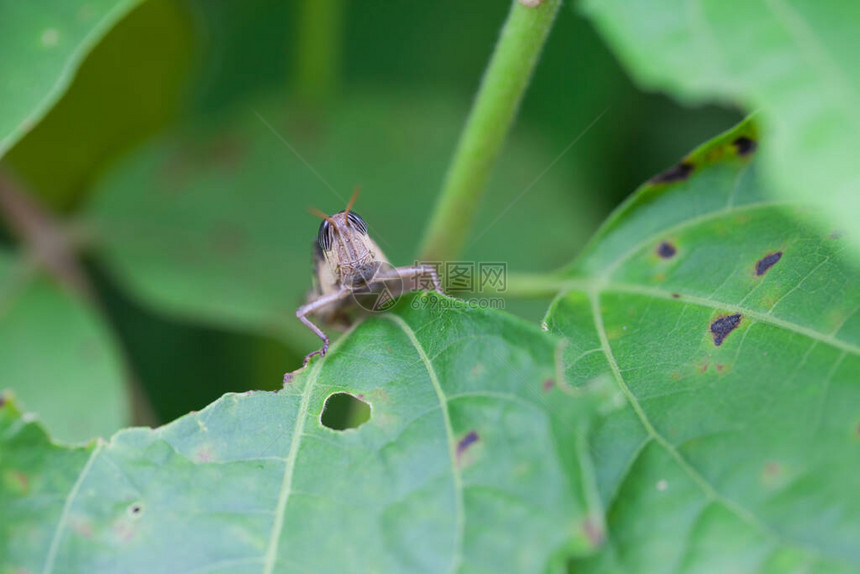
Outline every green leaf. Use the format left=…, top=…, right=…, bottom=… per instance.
left=545, top=120, right=860, bottom=572
left=579, top=0, right=860, bottom=256
left=0, top=250, right=129, bottom=443
left=81, top=93, right=604, bottom=347
left=0, top=0, right=143, bottom=160
left=3, top=0, right=194, bottom=210
left=0, top=296, right=611, bottom=572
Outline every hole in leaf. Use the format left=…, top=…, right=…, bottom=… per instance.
left=320, top=393, right=371, bottom=430
left=127, top=502, right=144, bottom=518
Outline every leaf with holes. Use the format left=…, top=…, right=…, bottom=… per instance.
left=0, top=249, right=129, bottom=442
left=545, top=119, right=860, bottom=572
left=579, top=0, right=860, bottom=257
left=0, top=0, right=144, bottom=159
left=0, top=296, right=614, bottom=573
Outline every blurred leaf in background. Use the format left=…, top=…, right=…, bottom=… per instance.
left=0, top=251, right=128, bottom=442
left=580, top=0, right=860, bottom=255
left=4, top=0, right=194, bottom=211
left=0, top=0, right=145, bottom=159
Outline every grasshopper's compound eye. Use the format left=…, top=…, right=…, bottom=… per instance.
left=346, top=211, right=368, bottom=234
left=317, top=220, right=334, bottom=251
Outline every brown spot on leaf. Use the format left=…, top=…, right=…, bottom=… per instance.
left=113, top=521, right=136, bottom=542
left=657, top=242, right=677, bottom=259
left=207, top=135, right=245, bottom=169
left=715, top=364, right=724, bottom=372
left=672, top=293, right=681, bottom=299
left=755, top=251, right=783, bottom=276
left=542, top=379, right=555, bottom=392
left=650, top=162, right=694, bottom=184
left=210, top=225, right=247, bottom=257
left=0, top=395, right=5, bottom=407
left=582, top=516, right=605, bottom=547
left=710, top=314, right=742, bottom=346
left=733, top=136, right=757, bottom=156
left=762, top=461, right=785, bottom=487
left=456, top=431, right=479, bottom=462
left=195, top=447, right=213, bottom=463
left=72, top=519, right=93, bottom=538
left=763, top=461, right=782, bottom=479
left=7, top=470, right=29, bottom=494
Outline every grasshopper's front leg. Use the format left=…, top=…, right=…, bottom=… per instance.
left=295, top=287, right=351, bottom=367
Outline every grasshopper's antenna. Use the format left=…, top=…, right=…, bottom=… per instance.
left=309, top=207, right=338, bottom=228
left=344, top=186, right=360, bottom=219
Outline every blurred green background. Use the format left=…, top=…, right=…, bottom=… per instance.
left=0, top=0, right=741, bottom=440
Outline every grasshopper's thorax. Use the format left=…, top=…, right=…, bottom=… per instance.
left=317, top=210, right=386, bottom=287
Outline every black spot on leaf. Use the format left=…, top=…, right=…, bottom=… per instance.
left=650, top=162, right=694, bottom=184
left=657, top=242, right=677, bottom=259
left=457, top=430, right=480, bottom=460
left=733, top=136, right=757, bottom=156
left=755, top=251, right=783, bottom=276
left=710, top=314, right=742, bottom=346
left=128, top=502, right=144, bottom=518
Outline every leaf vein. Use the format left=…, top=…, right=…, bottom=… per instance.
left=589, top=291, right=850, bottom=568
left=383, top=314, right=465, bottom=574
left=42, top=441, right=104, bottom=574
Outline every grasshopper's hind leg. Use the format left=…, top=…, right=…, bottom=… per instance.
left=392, top=265, right=446, bottom=295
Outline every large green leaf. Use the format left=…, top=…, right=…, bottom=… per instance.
left=3, top=0, right=194, bottom=210
left=545, top=120, right=859, bottom=572
left=0, top=0, right=143, bottom=159
left=580, top=0, right=860, bottom=256
left=81, top=93, right=604, bottom=349
left=0, top=296, right=611, bottom=573
left=0, top=250, right=129, bottom=443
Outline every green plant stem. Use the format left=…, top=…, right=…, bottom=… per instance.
left=295, top=0, right=342, bottom=108
left=504, top=272, right=570, bottom=298
left=418, top=0, right=562, bottom=262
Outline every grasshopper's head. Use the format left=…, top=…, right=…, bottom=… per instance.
left=315, top=207, right=382, bottom=286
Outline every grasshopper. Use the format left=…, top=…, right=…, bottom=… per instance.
left=294, top=192, right=445, bottom=369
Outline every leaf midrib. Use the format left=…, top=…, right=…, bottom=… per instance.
left=262, top=360, right=320, bottom=574
left=383, top=313, right=465, bottom=574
